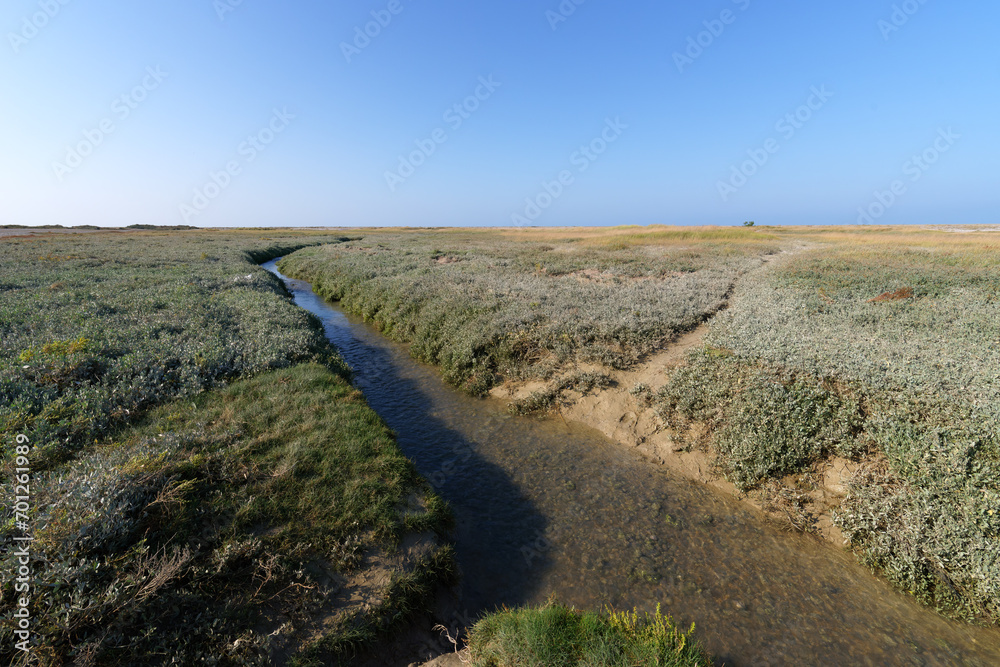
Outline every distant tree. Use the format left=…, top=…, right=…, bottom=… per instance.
left=743, top=221, right=755, bottom=227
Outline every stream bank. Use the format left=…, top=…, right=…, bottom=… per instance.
left=490, top=323, right=856, bottom=546
left=266, top=259, right=1000, bottom=666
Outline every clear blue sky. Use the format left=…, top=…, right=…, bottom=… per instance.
left=2, top=0, right=997, bottom=227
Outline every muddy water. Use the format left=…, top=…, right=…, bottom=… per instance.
left=264, top=260, right=1000, bottom=666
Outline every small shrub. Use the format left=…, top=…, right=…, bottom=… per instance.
left=508, top=388, right=560, bottom=416
left=467, top=602, right=711, bottom=667
left=659, top=352, right=864, bottom=490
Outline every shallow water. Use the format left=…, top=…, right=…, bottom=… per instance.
left=264, top=260, right=1000, bottom=666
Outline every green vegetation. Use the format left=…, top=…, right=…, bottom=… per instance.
left=278, top=226, right=1000, bottom=626
left=278, top=228, right=778, bottom=395
left=466, top=603, right=710, bottom=667
left=0, top=231, right=453, bottom=665
left=7, top=224, right=998, bottom=664
left=671, top=234, right=1000, bottom=623
left=1, top=231, right=344, bottom=470
left=658, top=351, right=865, bottom=489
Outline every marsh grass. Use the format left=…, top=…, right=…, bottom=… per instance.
left=0, top=231, right=356, bottom=471
left=658, top=351, right=866, bottom=490
left=658, top=230, right=1000, bottom=623
left=1, top=363, right=451, bottom=664
left=466, top=602, right=710, bottom=667
left=278, top=230, right=776, bottom=397
left=0, top=231, right=454, bottom=665
left=10, top=225, right=995, bottom=662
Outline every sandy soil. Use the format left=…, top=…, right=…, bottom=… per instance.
left=490, top=324, right=858, bottom=547
left=416, top=652, right=465, bottom=666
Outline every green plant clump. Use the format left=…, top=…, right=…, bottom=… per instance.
left=467, top=602, right=711, bottom=667
left=658, top=351, right=865, bottom=490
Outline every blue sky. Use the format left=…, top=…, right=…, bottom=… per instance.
left=2, top=0, right=997, bottom=227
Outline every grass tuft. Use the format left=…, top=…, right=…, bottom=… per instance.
left=467, top=602, right=711, bottom=667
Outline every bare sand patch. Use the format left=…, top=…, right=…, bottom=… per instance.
left=265, top=531, right=441, bottom=664
left=491, top=324, right=859, bottom=547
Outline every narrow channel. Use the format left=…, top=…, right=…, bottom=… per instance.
left=264, top=259, right=1000, bottom=666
